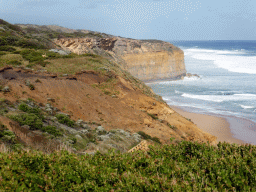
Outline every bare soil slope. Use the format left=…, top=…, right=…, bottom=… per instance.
left=0, top=67, right=216, bottom=146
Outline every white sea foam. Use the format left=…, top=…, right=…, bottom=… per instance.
left=184, top=48, right=256, bottom=74
left=240, top=105, right=255, bottom=109
left=181, top=93, right=256, bottom=102
left=183, top=76, right=200, bottom=81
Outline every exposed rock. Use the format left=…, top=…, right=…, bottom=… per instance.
left=56, top=112, right=70, bottom=118
left=21, top=125, right=30, bottom=130
left=97, top=134, right=110, bottom=141
left=96, top=126, right=107, bottom=135
left=2, top=86, right=10, bottom=92
left=49, top=49, right=71, bottom=55
left=185, top=73, right=200, bottom=78
left=25, top=79, right=30, bottom=86
left=132, top=133, right=142, bottom=142
left=113, top=129, right=131, bottom=138
left=45, top=103, right=54, bottom=115
left=79, top=129, right=89, bottom=134
left=75, top=134, right=83, bottom=140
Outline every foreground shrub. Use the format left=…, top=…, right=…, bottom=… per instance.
left=0, top=45, right=16, bottom=52
left=0, top=141, right=255, bottom=191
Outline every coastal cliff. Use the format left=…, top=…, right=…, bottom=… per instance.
left=0, top=20, right=218, bottom=155
left=54, top=38, right=186, bottom=81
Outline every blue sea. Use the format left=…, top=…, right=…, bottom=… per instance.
left=147, top=40, right=256, bottom=144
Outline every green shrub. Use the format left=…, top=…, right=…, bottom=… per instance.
left=147, top=113, right=158, bottom=120
left=25, top=63, right=34, bottom=68
left=1, top=130, right=16, bottom=144
left=82, top=53, right=99, bottom=58
left=55, top=114, right=75, bottom=127
left=9, top=113, right=43, bottom=130
left=41, top=126, right=63, bottom=137
left=137, top=131, right=152, bottom=140
left=137, top=131, right=161, bottom=144
left=0, top=51, right=6, bottom=56
left=0, top=36, right=19, bottom=46
left=151, top=136, right=161, bottom=144
left=17, top=39, right=46, bottom=49
left=12, top=50, right=21, bottom=54
left=20, top=49, right=44, bottom=62
left=28, top=84, right=35, bottom=90
left=18, top=103, right=44, bottom=120
left=7, top=60, right=22, bottom=66
left=168, top=123, right=177, bottom=130
left=0, top=45, right=16, bottom=52
left=0, top=141, right=255, bottom=191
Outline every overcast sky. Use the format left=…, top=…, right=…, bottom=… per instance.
left=0, top=0, right=256, bottom=40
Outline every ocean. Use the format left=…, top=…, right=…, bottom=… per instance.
left=146, top=40, right=256, bottom=144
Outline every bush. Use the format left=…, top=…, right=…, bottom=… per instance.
left=28, top=84, right=35, bottom=90
left=20, top=49, right=44, bottom=62
left=9, top=113, right=43, bottom=130
left=1, top=141, right=255, bottom=191
left=18, top=103, right=44, bottom=120
left=7, top=60, right=22, bottom=66
left=17, top=39, right=46, bottom=49
left=0, top=45, right=16, bottom=52
left=55, top=114, right=75, bottom=127
left=151, top=137, right=161, bottom=144
left=41, top=126, right=63, bottom=137
left=137, top=131, right=161, bottom=144
left=147, top=113, right=158, bottom=120
left=0, top=36, right=19, bottom=46
left=1, top=130, right=16, bottom=144
left=137, top=131, right=152, bottom=140
left=0, top=51, right=6, bottom=56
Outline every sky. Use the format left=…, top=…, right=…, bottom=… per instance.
left=0, top=0, right=256, bottom=40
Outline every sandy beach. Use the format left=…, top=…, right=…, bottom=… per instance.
left=171, top=106, right=253, bottom=145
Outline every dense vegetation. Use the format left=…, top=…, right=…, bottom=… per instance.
left=9, top=103, right=62, bottom=137
left=0, top=141, right=255, bottom=191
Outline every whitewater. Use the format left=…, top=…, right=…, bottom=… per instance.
left=147, top=40, right=256, bottom=144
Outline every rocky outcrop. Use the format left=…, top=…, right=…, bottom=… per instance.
left=54, top=37, right=186, bottom=81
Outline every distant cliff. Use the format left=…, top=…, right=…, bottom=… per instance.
left=54, top=37, right=186, bottom=81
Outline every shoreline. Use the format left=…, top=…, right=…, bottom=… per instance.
left=170, top=105, right=256, bottom=145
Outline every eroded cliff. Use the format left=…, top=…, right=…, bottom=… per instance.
left=54, top=37, right=186, bottom=81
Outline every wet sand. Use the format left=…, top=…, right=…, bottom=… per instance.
left=171, top=106, right=255, bottom=145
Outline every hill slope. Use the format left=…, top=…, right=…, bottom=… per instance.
left=0, top=19, right=216, bottom=153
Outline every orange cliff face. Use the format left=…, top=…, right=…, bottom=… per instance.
left=54, top=38, right=186, bottom=81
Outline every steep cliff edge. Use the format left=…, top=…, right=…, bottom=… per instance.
left=54, top=37, right=186, bottom=81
